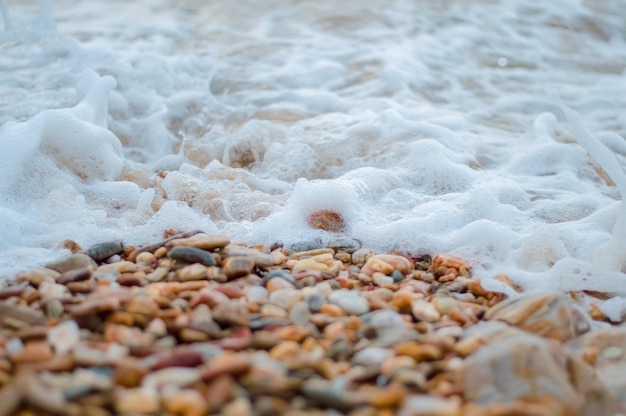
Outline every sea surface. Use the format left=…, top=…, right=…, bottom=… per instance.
left=2, top=0, right=626, bottom=315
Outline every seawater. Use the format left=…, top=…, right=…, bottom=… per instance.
left=1, top=0, right=626, bottom=315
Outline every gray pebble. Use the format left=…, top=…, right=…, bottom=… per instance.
left=168, top=246, right=217, bottom=266
left=327, top=237, right=361, bottom=254
left=86, top=241, right=125, bottom=262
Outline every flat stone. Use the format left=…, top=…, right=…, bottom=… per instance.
left=168, top=246, right=217, bottom=266
left=328, top=237, right=361, bottom=254
left=0, top=301, right=46, bottom=326
left=411, top=299, right=441, bottom=323
left=302, top=378, right=366, bottom=410
left=352, top=347, right=394, bottom=367
left=222, top=256, right=255, bottom=279
left=398, top=395, right=460, bottom=416
left=269, top=288, right=303, bottom=309
left=200, top=352, right=252, bottom=381
left=459, top=330, right=616, bottom=415
left=86, top=241, right=125, bottom=262
left=176, top=263, right=208, bottom=281
left=9, top=340, right=53, bottom=363
left=328, top=289, right=369, bottom=315
left=48, top=320, right=80, bottom=355
left=213, top=301, right=250, bottom=327
left=0, top=282, right=27, bottom=300
left=290, top=241, right=320, bottom=252
left=142, top=367, right=200, bottom=390
left=152, top=349, right=204, bottom=371
left=69, top=296, right=120, bottom=316
left=289, top=301, right=311, bottom=325
left=46, top=253, right=97, bottom=273
left=167, top=234, right=230, bottom=250
left=220, top=247, right=275, bottom=268
left=485, top=293, right=590, bottom=341
left=565, top=327, right=626, bottom=410
left=164, top=388, right=208, bottom=416
left=115, top=387, right=160, bottom=414
left=56, top=267, right=92, bottom=285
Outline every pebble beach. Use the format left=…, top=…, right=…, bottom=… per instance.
left=1, top=229, right=626, bottom=416
left=3, top=1, right=626, bottom=415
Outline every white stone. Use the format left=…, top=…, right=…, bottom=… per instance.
left=399, top=395, right=460, bottom=416
left=48, top=320, right=80, bottom=355
left=328, top=289, right=369, bottom=315
left=352, top=347, right=394, bottom=367
left=411, top=299, right=441, bottom=322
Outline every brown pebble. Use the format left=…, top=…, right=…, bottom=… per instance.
left=114, top=358, right=148, bottom=387
left=9, top=340, right=53, bottom=364
left=320, top=303, right=346, bottom=317
left=152, top=349, right=204, bottom=371
left=205, top=374, right=236, bottom=412
left=223, top=256, right=256, bottom=279
left=0, top=302, right=46, bottom=326
left=307, top=210, right=346, bottom=232
left=180, top=328, right=210, bottom=342
left=200, top=353, right=252, bottom=381
left=164, top=388, right=208, bottom=416
left=367, top=383, right=407, bottom=408
left=213, top=301, right=250, bottom=327
left=69, top=297, right=120, bottom=316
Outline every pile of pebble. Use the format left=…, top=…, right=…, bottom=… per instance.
left=1, top=231, right=626, bottom=416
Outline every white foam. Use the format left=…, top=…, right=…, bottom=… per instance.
left=1, top=0, right=626, bottom=314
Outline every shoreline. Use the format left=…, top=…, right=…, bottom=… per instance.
left=0, top=232, right=624, bottom=415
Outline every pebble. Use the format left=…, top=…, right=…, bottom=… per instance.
left=45, top=253, right=98, bottom=273
left=177, top=263, right=208, bottom=281
left=289, top=301, right=311, bottom=325
left=290, top=240, right=320, bottom=252
left=163, top=388, right=206, bottom=416
left=86, top=241, right=125, bottom=262
left=115, top=387, right=160, bottom=414
left=398, top=395, right=460, bottom=416
left=222, top=256, right=256, bottom=279
left=306, top=292, right=325, bottom=312
left=142, top=367, right=200, bottom=390
left=485, top=293, right=591, bottom=341
left=212, top=301, right=250, bottom=327
left=48, top=320, right=80, bottom=355
left=352, top=347, right=394, bottom=367
left=411, top=299, right=441, bottom=322
left=328, top=290, right=370, bottom=315
left=168, top=246, right=217, bottom=266
left=328, top=237, right=361, bottom=254
left=167, top=234, right=230, bottom=250
left=306, top=209, right=346, bottom=232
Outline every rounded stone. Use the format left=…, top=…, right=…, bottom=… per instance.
left=46, top=254, right=98, bottom=273
left=328, top=237, right=362, bottom=254
left=306, top=209, right=346, bottom=233
left=86, top=241, right=125, bottom=262
left=168, top=246, right=217, bottom=266
left=328, top=290, right=370, bottom=315
left=222, top=256, right=256, bottom=279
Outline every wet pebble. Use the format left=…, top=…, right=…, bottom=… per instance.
left=46, top=253, right=98, bottom=273
left=222, top=256, right=256, bottom=279
left=168, top=246, right=217, bottom=266
left=328, top=290, right=369, bottom=315
left=86, top=242, right=125, bottom=262
left=328, top=237, right=361, bottom=254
